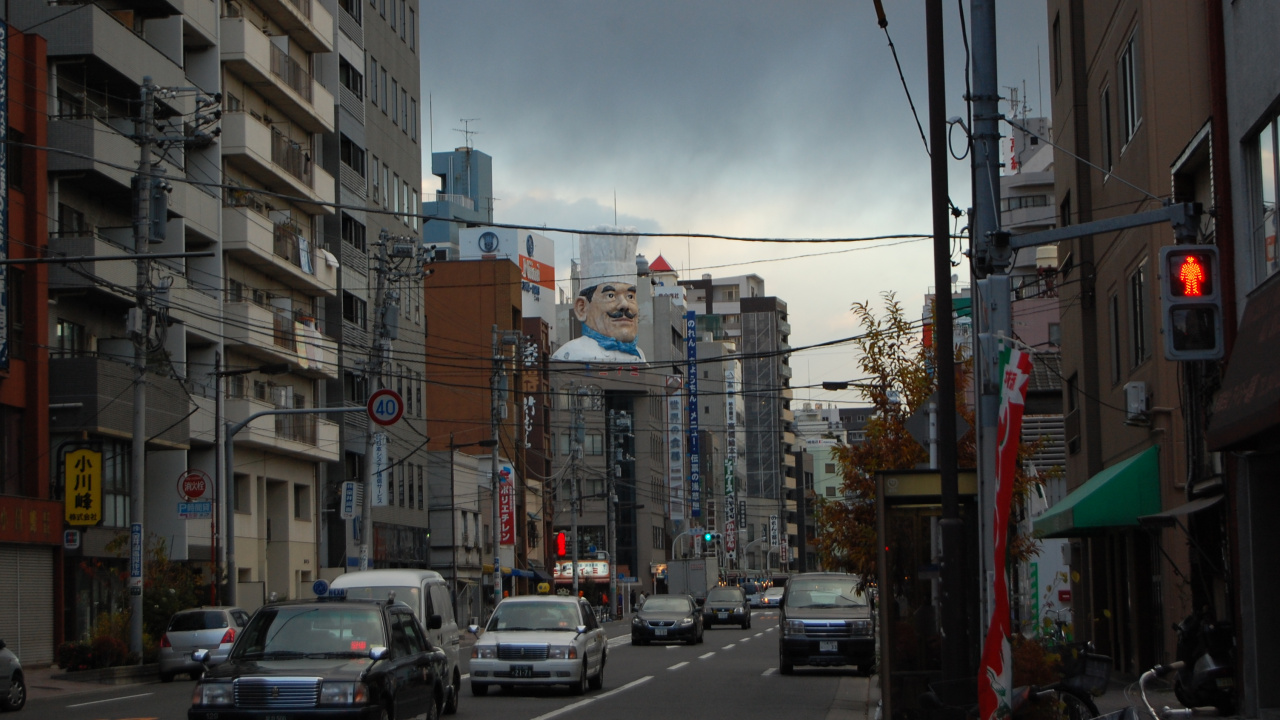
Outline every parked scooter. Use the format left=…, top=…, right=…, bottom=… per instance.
left=1171, top=609, right=1235, bottom=714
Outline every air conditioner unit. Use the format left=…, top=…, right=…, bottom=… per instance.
left=1124, top=381, right=1148, bottom=424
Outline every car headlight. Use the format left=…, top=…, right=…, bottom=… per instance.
left=546, top=646, right=577, bottom=660
left=851, top=620, right=873, bottom=637
left=785, top=620, right=806, bottom=637
left=319, top=681, right=369, bottom=705
left=192, top=681, right=234, bottom=707
left=678, top=617, right=695, bottom=626
left=631, top=616, right=643, bottom=626
left=472, top=645, right=496, bottom=659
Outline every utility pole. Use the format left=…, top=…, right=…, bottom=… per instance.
left=360, top=231, right=433, bottom=571
left=607, top=410, right=630, bottom=619
left=490, top=325, right=504, bottom=611
left=571, top=388, right=586, bottom=598
left=127, top=78, right=156, bottom=660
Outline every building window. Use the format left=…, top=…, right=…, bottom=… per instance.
left=369, top=153, right=380, bottom=200
left=409, top=97, right=417, bottom=141
left=1251, top=116, right=1280, bottom=281
left=343, top=292, right=367, bottom=330
left=341, top=213, right=366, bottom=251
left=381, top=68, right=388, bottom=110
left=6, top=270, right=22, bottom=361
left=398, top=464, right=405, bottom=507
left=400, top=87, right=408, bottom=130
left=1059, top=192, right=1072, bottom=227
left=399, top=0, right=406, bottom=38
left=344, top=371, right=369, bottom=405
left=368, top=58, right=378, bottom=107
left=6, top=128, right=23, bottom=191
left=1109, top=293, right=1122, bottom=384
left=418, top=466, right=424, bottom=510
left=411, top=189, right=419, bottom=229
left=408, top=7, right=415, bottom=50
left=586, top=432, right=603, bottom=456
left=825, top=486, right=836, bottom=497
left=339, top=134, right=365, bottom=176
left=339, top=57, right=363, bottom=99
left=824, top=463, right=836, bottom=474
left=294, top=484, right=311, bottom=520
left=407, top=465, right=414, bottom=508
left=1099, top=86, right=1114, bottom=174
left=1119, top=33, right=1140, bottom=143
left=338, top=0, right=360, bottom=21
left=1128, top=261, right=1150, bottom=367
left=54, top=319, right=86, bottom=357
left=1052, top=14, right=1062, bottom=90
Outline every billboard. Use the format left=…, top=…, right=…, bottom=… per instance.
left=686, top=311, right=700, bottom=517
left=666, top=388, right=685, bottom=522
left=458, top=227, right=556, bottom=330
left=498, top=463, right=516, bottom=545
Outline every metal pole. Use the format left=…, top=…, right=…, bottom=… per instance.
left=926, top=0, right=967, bottom=681
left=224, top=420, right=236, bottom=605
left=608, top=411, right=619, bottom=620
left=450, top=433, right=458, bottom=601
left=212, top=351, right=222, bottom=606
left=571, top=390, right=583, bottom=598
left=128, top=77, right=155, bottom=660
left=360, top=235, right=390, bottom=571
left=491, top=325, right=504, bottom=612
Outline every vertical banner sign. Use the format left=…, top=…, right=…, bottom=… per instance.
left=371, top=432, right=389, bottom=506
left=723, top=370, right=737, bottom=555
left=769, top=514, right=779, bottom=549
left=978, top=345, right=1033, bottom=720
left=666, top=389, right=685, bottom=522
left=65, top=448, right=103, bottom=525
left=686, top=311, right=701, bottom=517
left=0, top=20, right=10, bottom=371
left=498, top=463, right=516, bottom=545
left=129, top=522, right=143, bottom=592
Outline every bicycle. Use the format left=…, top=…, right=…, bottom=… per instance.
left=920, top=676, right=1098, bottom=720
left=1123, top=661, right=1222, bottom=720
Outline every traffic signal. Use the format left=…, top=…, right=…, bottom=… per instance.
left=1160, top=245, right=1224, bottom=361
left=555, top=531, right=567, bottom=557
left=703, top=531, right=714, bottom=543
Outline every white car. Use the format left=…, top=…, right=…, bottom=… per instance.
left=0, top=638, right=23, bottom=711
left=759, top=587, right=786, bottom=608
left=468, top=595, right=607, bottom=696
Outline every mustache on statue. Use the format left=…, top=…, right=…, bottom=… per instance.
left=607, top=309, right=637, bottom=320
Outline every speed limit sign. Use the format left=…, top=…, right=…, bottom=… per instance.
left=367, top=388, right=404, bottom=426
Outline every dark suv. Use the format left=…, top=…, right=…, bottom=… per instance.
left=777, top=572, right=875, bottom=675
left=189, top=595, right=447, bottom=719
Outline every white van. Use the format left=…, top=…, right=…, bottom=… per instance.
left=330, top=569, right=463, bottom=715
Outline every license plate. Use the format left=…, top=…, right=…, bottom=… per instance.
left=656, top=628, right=667, bottom=636
left=510, top=664, right=533, bottom=678
left=718, top=612, right=728, bottom=619
left=819, top=641, right=838, bottom=653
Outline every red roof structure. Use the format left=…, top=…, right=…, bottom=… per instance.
left=648, top=254, right=674, bottom=273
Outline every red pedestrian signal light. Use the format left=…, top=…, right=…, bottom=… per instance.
left=1159, top=245, right=1223, bottom=361
left=555, top=531, right=567, bottom=557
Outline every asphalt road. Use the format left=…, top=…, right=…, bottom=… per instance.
left=24, top=610, right=873, bottom=720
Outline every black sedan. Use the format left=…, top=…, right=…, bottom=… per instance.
left=703, top=586, right=752, bottom=629
left=631, top=594, right=703, bottom=645
left=189, top=596, right=447, bottom=720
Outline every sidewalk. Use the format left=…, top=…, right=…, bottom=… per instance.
left=22, top=663, right=160, bottom=701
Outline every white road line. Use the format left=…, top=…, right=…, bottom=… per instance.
left=740, top=637, right=750, bottom=643
left=665, top=644, right=679, bottom=650
left=698, top=652, right=715, bottom=660
left=754, top=632, right=764, bottom=637
left=595, top=675, right=652, bottom=700
left=762, top=668, right=777, bottom=676
left=668, top=661, right=689, bottom=670
left=526, top=676, right=652, bottom=720
left=461, top=673, right=469, bottom=680
left=721, top=643, right=736, bottom=650
left=66, top=692, right=154, bottom=708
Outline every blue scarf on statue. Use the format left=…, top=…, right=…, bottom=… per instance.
left=581, top=324, right=642, bottom=358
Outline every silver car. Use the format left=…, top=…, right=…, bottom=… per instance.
left=467, top=595, right=607, bottom=696
left=0, top=638, right=23, bottom=712
left=158, top=606, right=249, bottom=682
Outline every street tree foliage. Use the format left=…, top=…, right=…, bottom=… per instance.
left=815, top=293, right=1051, bottom=581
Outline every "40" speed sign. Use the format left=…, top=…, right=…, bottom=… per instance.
left=367, top=388, right=404, bottom=426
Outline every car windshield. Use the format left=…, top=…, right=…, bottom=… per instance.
left=784, top=579, right=868, bottom=609
left=641, top=597, right=693, bottom=613
left=741, top=583, right=759, bottom=594
left=486, top=602, right=580, bottom=632
left=232, top=606, right=385, bottom=659
left=706, top=589, right=743, bottom=602
left=169, top=611, right=229, bottom=632
left=763, top=588, right=785, bottom=598
left=334, top=585, right=420, bottom=611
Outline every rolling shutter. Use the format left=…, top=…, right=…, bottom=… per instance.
left=0, top=544, right=55, bottom=665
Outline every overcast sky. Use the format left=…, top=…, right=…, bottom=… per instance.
left=419, top=1, right=1051, bottom=408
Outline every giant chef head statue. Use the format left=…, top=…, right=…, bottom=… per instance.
left=551, top=228, right=647, bottom=364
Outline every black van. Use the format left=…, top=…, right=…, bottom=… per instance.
left=777, top=572, right=875, bottom=675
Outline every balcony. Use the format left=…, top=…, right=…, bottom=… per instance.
left=222, top=301, right=338, bottom=380
left=19, top=3, right=185, bottom=88
left=176, top=0, right=218, bottom=46
left=223, top=205, right=338, bottom=297
left=48, top=116, right=138, bottom=190
left=48, top=355, right=190, bottom=449
left=221, top=112, right=336, bottom=214
left=171, top=183, right=220, bottom=242
left=47, top=233, right=137, bottom=304
left=168, top=273, right=223, bottom=343
left=225, top=396, right=340, bottom=463
left=220, top=17, right=335, bottom=134
left=246, top=0, right=334, bottom=53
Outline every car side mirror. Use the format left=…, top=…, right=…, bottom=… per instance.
left=427, top=614, right=443, bottom=630
left=192, top=649, right=210, bottom=663
left=467, top=624, right=480, bottom=635
left=575, top=625, right=587, bottom=636
left=369, top=645, right=389, bottom=661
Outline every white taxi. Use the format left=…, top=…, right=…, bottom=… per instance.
left=468, top=595, right=607, bottom=696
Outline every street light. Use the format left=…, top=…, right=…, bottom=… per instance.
left=447, top=433, right=497, bottom=611
left=212, top=358, right=289, bottom=605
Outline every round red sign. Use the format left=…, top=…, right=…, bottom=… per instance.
left=179, top=470, right=211, bottom=501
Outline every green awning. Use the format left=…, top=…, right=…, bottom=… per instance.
left=1033, top=446, right=1162, bottom=538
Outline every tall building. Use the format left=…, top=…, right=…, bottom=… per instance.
left=321, top=0, right=428, bottom=574
left=422, top=146, right=494, bottom=260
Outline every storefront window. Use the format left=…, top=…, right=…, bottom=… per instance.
left=1252, top=117, right=1278, bottom=283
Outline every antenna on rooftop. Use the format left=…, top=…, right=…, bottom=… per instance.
left=455, top=118, right=480, bottom=151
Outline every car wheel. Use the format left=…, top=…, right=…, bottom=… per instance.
left=630, top=636, right=640, bottom=646
left=425, top=690, right=440, bottom=720
left=444, top=669, right=461, bottom=715
left=1, top=671, right=25, bottom=712
left=471, top=682, right=489, bottom=697
left=588, top=654, right=604, bottom=691
left=570, top=660, right=588, bottom=696
left=779, top=648, right=795, bottom=675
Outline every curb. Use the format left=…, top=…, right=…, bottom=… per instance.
left=59, top=663, right=159, bottom=685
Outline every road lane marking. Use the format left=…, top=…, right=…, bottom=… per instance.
left=66, top=692, right=154, bottom=708
left=668, top=661, right=689, bottom=670
left=666, top=645, right=679, bottom=649
left=527, top=676, right=652, bottom=720
left=754, top=632, right=764, bottom=637
left=722, top=644, right=736, bottom=650
left=698, top=652, right=715, bottom=659
left=762, top=668, right=777, bottom=676
left=740, top=637, right=750, bottom=643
